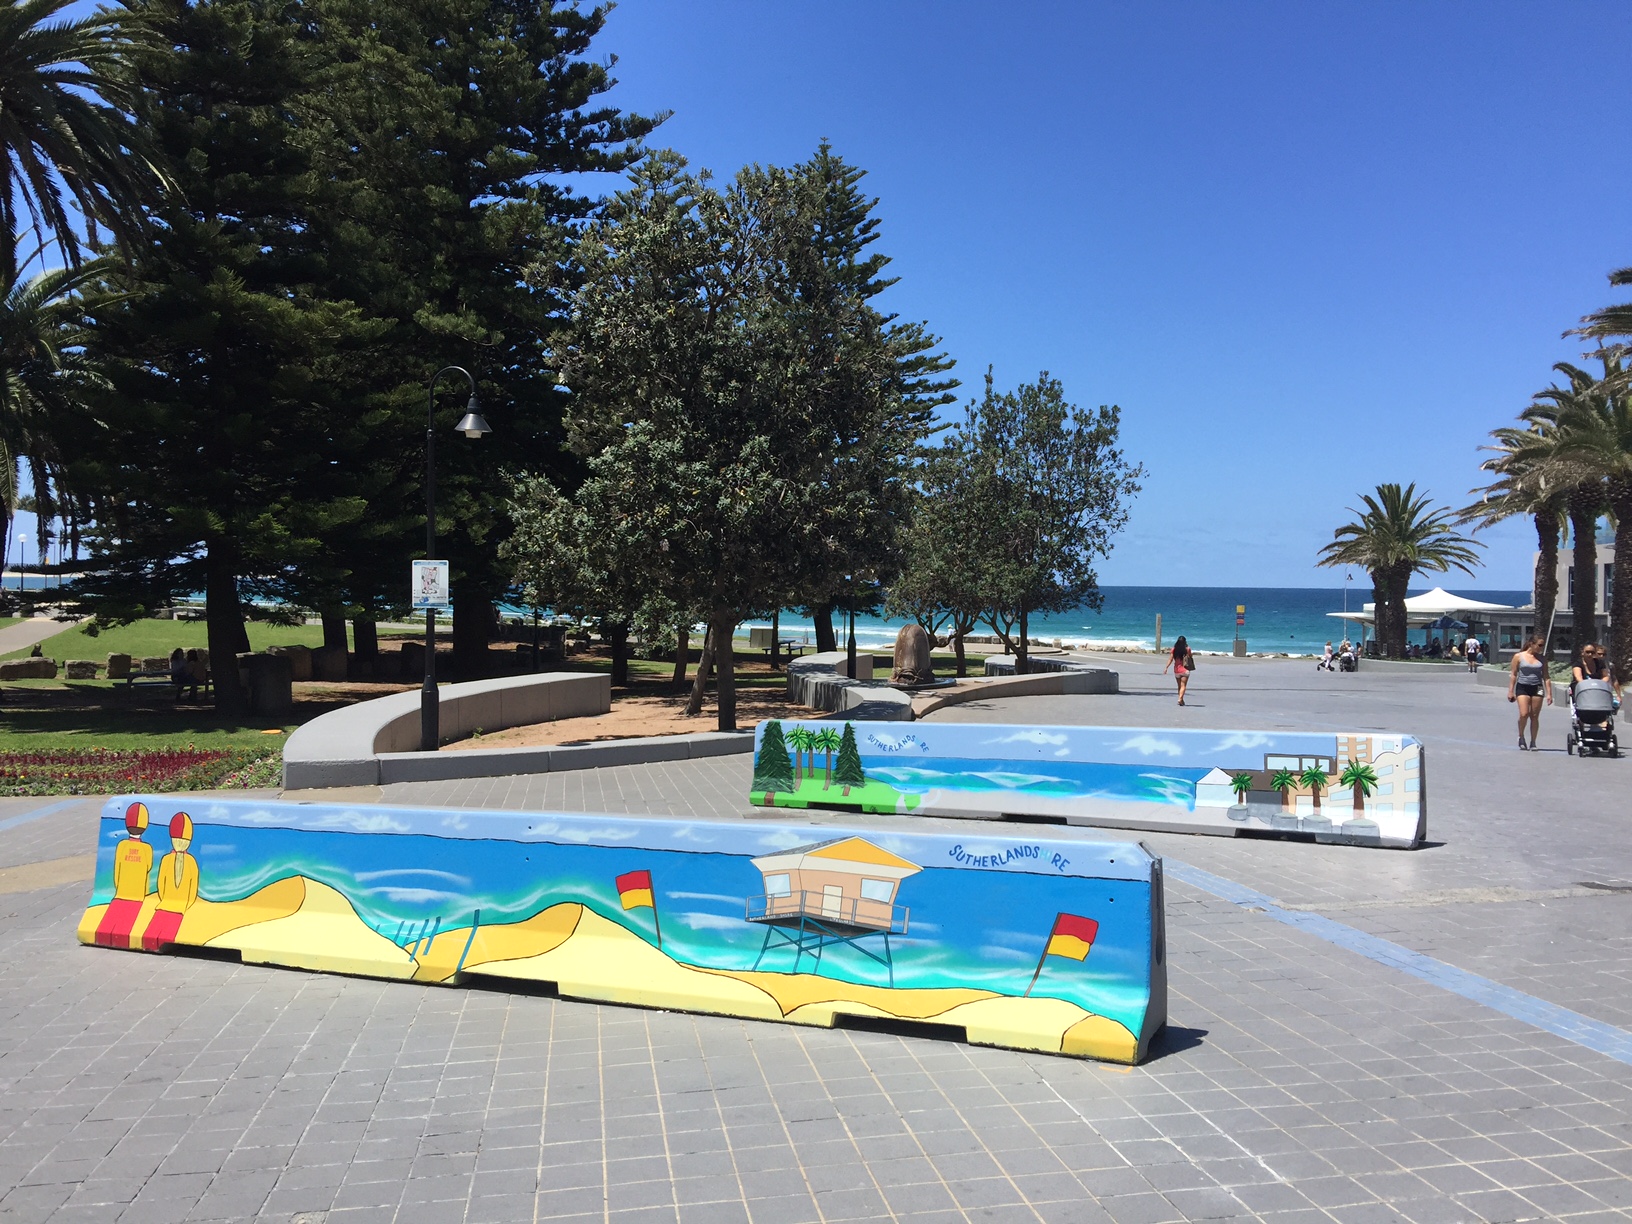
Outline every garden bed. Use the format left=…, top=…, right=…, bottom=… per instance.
left=0, top=746, right=282, bottom=796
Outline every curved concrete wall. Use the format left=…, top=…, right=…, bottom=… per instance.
left=786, top=652, right=914, bottom=720
left=283, top=672, right=610, bottom=789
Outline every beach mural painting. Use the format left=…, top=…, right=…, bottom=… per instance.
left=752, top=720, right=1426, bottom=849
left=78, top=797, right=1168, bottom=1064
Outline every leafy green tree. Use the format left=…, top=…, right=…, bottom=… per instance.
left=1316, top=483, right=1481, bottom=659
left=833, top=723, right=866, bottom=797
left=886, top=440, right=986, bottom=675
left=752, top=720, right=794, bottom=802
left=959, top=370, right=1143, bottom=673
left=547, top=149, right=943, bottom=729
left=1338, top=759, right=1379, bottom=813
left=813, top=727, right=841, bottom=788
left=0, top=0, right=167, bottom=269
left=1298, top=766, right=1327, bottom=813
left=302, top=0, right=658, bottom=676
left=1230, top=772, right=1254, bottom=806
left=1269, top=769, right=1296, bottom=812
left=71, top=0, right=369, bottom=714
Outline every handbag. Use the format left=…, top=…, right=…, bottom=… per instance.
left=1184, top=651, right=1197, bottom=671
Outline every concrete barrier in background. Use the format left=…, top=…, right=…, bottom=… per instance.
left=749, top=718, right=1426, bottom=849
left=80, top=795, right=1167, bottom=1064
left=282, top=672, right=610, bottom=788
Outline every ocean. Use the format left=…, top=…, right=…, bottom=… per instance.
left=747, top=585, right=1534, bottom=656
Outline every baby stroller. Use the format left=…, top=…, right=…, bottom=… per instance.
left=1338, top=647, right=1357, bottom=672
left=1567, top=678, right=1619, bottom=757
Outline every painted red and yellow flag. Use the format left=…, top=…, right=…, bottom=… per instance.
left=1045, top=913, right=1098, bottom=961
left=615, top=870, right=654, bottom=911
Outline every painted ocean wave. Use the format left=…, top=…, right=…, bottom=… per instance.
left=865, top=757, right=1207, bottom=807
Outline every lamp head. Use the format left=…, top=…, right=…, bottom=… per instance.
left=455, top=394, right=491, bottom=439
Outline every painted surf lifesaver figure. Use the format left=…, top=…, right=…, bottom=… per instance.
left=94, top=802, right=153, bottom=947
left=141, top=812, right=199, bottom=951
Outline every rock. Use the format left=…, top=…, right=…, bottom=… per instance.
left=310, top=644, right=348, bottom=682
left=106, top=653, right=132, bottom=680
left=0, top=657, right=57, bottom=680
left=244, top=652, right=294, bottom=716
left=140, top=656, right=168, bottom=672
left=891, top=624, right=936, bottom=686
left=268, top=644, right=313, bottom=682
left=64, top=660, right=99, bottom=680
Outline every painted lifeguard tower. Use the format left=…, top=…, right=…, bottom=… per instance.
left=746, top=837, right=920, bottom=985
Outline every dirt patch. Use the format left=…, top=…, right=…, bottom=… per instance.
left=445, top=689, right=822, bottom=749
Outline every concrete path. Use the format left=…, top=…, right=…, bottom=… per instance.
left=1, top=661, right=1629, bottom=1223
left=0, top=615, right=74, bottom=656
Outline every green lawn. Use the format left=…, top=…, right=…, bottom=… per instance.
left=5, top=618, right=345, bottom=663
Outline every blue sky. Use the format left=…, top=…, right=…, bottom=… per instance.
left=15, top=1, right=1630, bottom=592
left=582, top=0, right=1632, bottom=588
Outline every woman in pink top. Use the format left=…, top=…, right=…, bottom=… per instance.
left=1162, top=636, right=1194, bottom=706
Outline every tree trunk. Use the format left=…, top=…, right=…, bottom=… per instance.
left=1016, top=604, right=1029, bottom=675
left=1608, top=481, right=1632, bottom=685
left=685, top=627, right=714, bottom=716
left=352, top=617, right=378, bottom=662
left=608, top=621, right=629, bottom=689
left=769, top=608, right=780, bottom=671
left=205, top=542, right=248, bottom=717
left=1534, top=512, right=1561, bottom=656
left=953, top=627, right=967, bottom=677
left=672, top=624, right=689, bottom=687
left=321, top=614, right=348, bottom=652
left=1569, top=486, right=1601, bottom=653
left=813, top=602, right=837, bottom=653
left=451, top=578, right=492, bottom=679
left=713, top=609, right=738, bottom=732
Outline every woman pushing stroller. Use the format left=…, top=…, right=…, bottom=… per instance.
left=1568, top=644, right=1622, bottom=757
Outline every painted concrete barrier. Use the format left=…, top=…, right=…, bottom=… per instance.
left=282, top=672, right=610, bottom=788
left=78, top=796, right=1167, bottom=1064
left=750, top=719, right=1426, bottom=849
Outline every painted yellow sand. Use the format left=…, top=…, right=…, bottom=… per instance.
left=413, top=904, right=580, bottom=983
left=474, top=904, right=786, bottom=1020
left=207, top=878, right=416, bottom=979
left=79, top=876, right=1143, bottom=1062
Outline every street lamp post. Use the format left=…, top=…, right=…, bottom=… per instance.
left=844, top=575, right=858, bottom=680
left=422, top=365, right=491, bottom=752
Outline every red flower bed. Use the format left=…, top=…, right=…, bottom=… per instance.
left=0, top=748, right=278, bottom=795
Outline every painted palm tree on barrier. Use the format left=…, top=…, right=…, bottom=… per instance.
left=1270, top=769, right=1297, bottom=812
left=787, top=726, right=815, bottom=786
left=1298, top=766, right=1328, bottom=815
left=1339, top=759, right=1379, bottom=814
left=813, top=728, right=841, bottom=788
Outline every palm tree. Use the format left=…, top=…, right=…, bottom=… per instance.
left=1317, top=483, right=1482, bottom=658
left=1298, top=766, right=1328, bottom=813
left=0, top=238, right=104, bottom=573
left=1338, top=759, right=1379, bottom=814
left=786, top=726, right=814, bottom=787
left=1269, top=769, right=1296, bottom=812
left=1, top=0, right=166, bottom=270
left=813, top=728, right=841, bottom=788
left=1229, top=772, right=1254, bottom=807
left=1522, top=360, right=1617, bottom=656
left=1519, top=353, right=1632, bottom=681
left=1460, top=423, right=1568, bottom=656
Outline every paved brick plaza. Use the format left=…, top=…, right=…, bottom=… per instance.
left=1, top=655, right=1629, bottom=1223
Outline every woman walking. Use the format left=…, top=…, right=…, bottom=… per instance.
left=1163, top=635, right=1195, bottom=706
left=1506, top=635, right=1552, bottom=750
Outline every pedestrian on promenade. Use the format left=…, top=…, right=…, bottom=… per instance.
left=1507, top=635, right=1552, bottom=750
left=1572, top=643, right=1621, bottom=700
left=1163, top=635, right=1194, bottom=706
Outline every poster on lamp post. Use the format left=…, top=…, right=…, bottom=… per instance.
left=411, top=560, right=451, bottom=611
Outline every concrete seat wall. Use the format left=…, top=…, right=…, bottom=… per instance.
left=80, top=795, right=1168, bottom=1065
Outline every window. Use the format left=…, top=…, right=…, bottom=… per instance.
left=860, top=878, right=893, bottom=903
left=764, top=873, right=791, bottom=897
left=1265, top=755, right=1300, bottom=770
left=1607, top=563, right=1615, bottom=610
left=1568, top=566, right=1575, bottom=610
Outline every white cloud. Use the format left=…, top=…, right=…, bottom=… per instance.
left=363, top=886, right=463, bottom=904
left=1115, top=734, right=1183, bottom=758
left=669, top=891, right=742, bottom=904
left=1208, top=732, right=1273, bottom=752
left=667, top=825, right=718, bottom=843
left=674, top=911, right=748, bottom=932
left=525, top=822, right=637, bottom=844
left=440, top=814, right=469, bottom=831
left=756, top=830, right=810, bottom=850
left=313, top=811, right=410, bottom=834
left=986, top=730, right=1069, bottom=747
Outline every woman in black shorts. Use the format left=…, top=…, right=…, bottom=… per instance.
left=1507, top=635, right=1552, bottom=750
